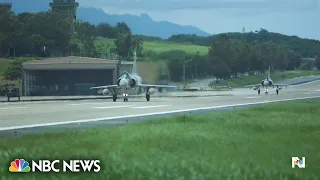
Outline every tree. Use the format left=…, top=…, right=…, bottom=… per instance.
left=2, top=58, right=29, bottom=81
left=0, top=9, right=21, bottom=57
left=96, top=23, right=116, bottom=38
left=76, top=22, right=97, bottom=57
left=114, top=22, right=131, bottom=34
left=315, top=56, right=320, bottom=70
left=114, top=32, right=132, bottom=58
left=132, top=37, right=144, bottom=56
left=15, top=12, right=71, bottom=57
left=167, top=58, right=183, bottom=82
left=208, top=34, right=234, bottom=79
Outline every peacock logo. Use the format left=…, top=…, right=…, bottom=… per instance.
left=9, top=159, right=31, bottom=172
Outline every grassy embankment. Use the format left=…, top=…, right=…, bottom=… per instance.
left=1, top=100, right=319, bottom=179
left=210, top=70, right=320, bottom=88
left=94, top=37, right=209, bottom=56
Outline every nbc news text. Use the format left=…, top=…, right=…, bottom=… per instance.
left=31, top=160, right=100, bottom=172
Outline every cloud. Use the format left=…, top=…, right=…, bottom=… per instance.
left=78, top=0, right=319, bottom=12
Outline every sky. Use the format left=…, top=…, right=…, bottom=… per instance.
left=4, top=0, right=319, bottom=39
left=76, top=0, right=320, bottom=40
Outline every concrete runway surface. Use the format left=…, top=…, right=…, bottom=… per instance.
left=0, top=81, right=319, bottom=134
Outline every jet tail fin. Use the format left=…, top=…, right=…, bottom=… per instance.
left=268, top=66, right=271, bottom=79
left=132, top=50, right=137, bottom=74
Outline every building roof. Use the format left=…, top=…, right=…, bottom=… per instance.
left=22, top=56, right=133, bottom=70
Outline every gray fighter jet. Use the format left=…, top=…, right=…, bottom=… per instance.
left=245, top=66, right=287, bottom=95
left=90, top=51, right=177, bottom=102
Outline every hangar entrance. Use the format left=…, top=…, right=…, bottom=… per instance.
left=22, top=57, right=133, bottom=96
left=26, top=69, right=113, bottom=96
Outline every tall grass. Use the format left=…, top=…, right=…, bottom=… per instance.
left=1, top=100, right=319, bottom=179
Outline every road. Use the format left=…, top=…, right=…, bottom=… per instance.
left=0, top=81, right=319, bottom=135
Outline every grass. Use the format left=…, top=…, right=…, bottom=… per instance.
left=1, top=99, right=320, bottom=179
left=210, top=70, right=320, bottom=88
left=95, top=37, right=209, bottom=55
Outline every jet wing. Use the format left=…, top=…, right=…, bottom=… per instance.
left=137, top=84, right=178, bottom=88
left=272, top=84, right=288, bottom=88
left=245, top=84, right=261, bottom=89
left=90, top=85, right=118, bottom=89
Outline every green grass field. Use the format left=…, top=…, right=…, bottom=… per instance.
left=95, top=38, right=209, bottom=55
left=1, top=100, right=319, bottom=179
left=210, top=70, right=320, bottom=88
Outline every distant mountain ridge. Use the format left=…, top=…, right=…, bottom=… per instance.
left=4, top=0, right=211, bottom=38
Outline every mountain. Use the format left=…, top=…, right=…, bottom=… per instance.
left=3, top=0, right=211, bottom=39
left=77, top=8, right=210, bottom=39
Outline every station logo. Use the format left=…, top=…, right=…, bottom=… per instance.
left=9, top=158, right=101, bottom=173
left=9, top=159, right=31, bottom=172
left=292, top=157, right=306, bottom=168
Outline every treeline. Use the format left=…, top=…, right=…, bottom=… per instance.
left=167, top=29, right=320, bottom=58
left=1, top=7, right=318, bottom=83
left=0, top=8, right=142, bottom=59
left=166, top=35, right=302, bottom=81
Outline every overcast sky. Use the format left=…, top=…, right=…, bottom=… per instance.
left=78, top=0, right=319, bottom=39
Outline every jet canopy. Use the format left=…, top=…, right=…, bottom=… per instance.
left=120, top=72, right=130, bottom=79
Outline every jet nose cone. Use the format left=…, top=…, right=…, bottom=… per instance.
left=119, top=79, right=128, bottom=87
left=264, top=80, right=269, bottom=86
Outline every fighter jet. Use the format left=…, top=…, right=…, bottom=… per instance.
left=245, top=66, right=287, bottom=95
left=90, top=50, right=177, bottom=102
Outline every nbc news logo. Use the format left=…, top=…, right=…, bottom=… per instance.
left=292, top=157, right=306, bottom=168
left=9, top=159, right=101, bottom=172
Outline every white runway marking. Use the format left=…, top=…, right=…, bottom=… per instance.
left=0, top=96, right=319, bottom=131
left=291, top=80, right=320, bottom=87
left=0, top=107, right=27, bottom=110
left=68, top=102, right=113, bottom=106
left=304, top=93, right=311, bottom=95
left=131, top=105, right=172, bottom=109
left=0, top=100, right=70, bottom=105
left=245, top=97, right=259, bottom=99
left=316, top=90, right=320, bottom=92
left=92, top=105, right=135, bottom=109
left=151, top=98, right=171, bottom=101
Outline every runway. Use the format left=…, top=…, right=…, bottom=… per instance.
left=0, top=81, right=319, bottom=133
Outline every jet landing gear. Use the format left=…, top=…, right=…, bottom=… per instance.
left=146, top=87, right=151, bottom=101
left=123, top=94, right=128, bottom=102
left=265, top=88, right=268, bottom=95
left=146, top=93, right=150, bottom=101
left=123, top=88, right=128, bottom=102
left=112, top=94, right=117, bottom=102
left=258, top=89, right=260, bottom=95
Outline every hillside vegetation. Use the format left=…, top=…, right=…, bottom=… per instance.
left=1, top=8, right=320, bottom=86
left=168, top=29, right=320, bottom=58
left=95, top=38, right=209, bottom=56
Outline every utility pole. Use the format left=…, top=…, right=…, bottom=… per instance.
left=183, top=59, right=192, bottom=88
left=79, top=38, right=82, bottom=57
